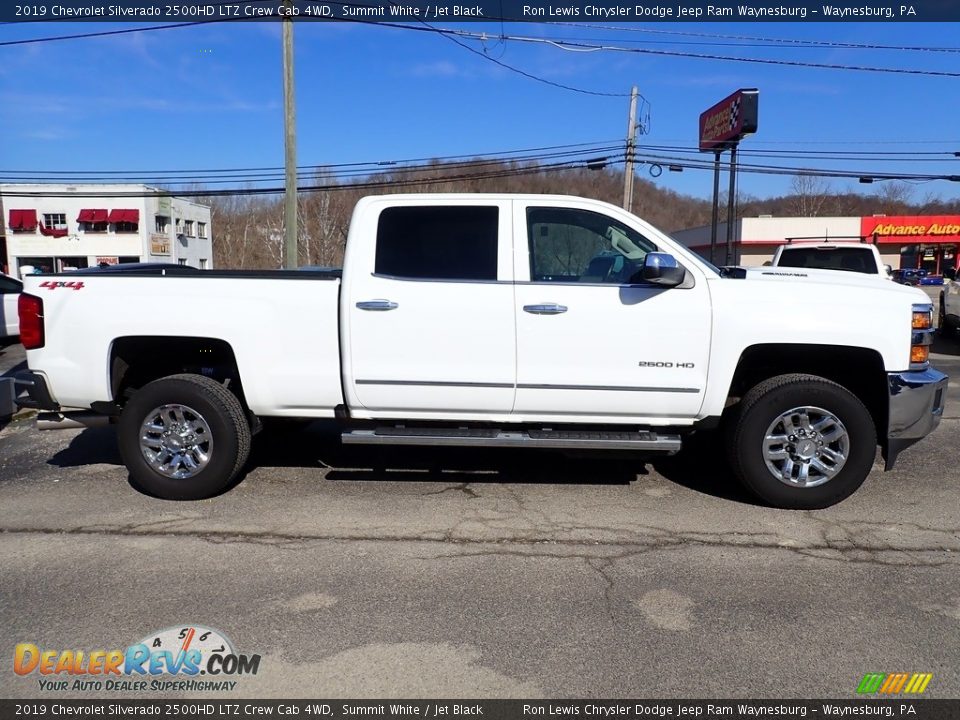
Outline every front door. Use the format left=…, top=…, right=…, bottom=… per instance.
left=344, top=200, right=516, bottom=416
left=512, top=202, right=711, bottom=422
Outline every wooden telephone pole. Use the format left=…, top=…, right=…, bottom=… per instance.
left=282, top=0, right=298, bottom=269
left=622, top=86, right=639, bottom=212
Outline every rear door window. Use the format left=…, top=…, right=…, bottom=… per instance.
left=375, top=206, right=499, bottom=281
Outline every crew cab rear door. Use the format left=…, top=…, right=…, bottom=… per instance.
left=511, top=200, right=711, bottom=421
left=342, top=198, right=516, bottom=416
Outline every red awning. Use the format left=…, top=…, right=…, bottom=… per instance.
left=9, top=209, right=38, bottom=230
left=108, top=208, right=139, bottom=223
left=77, top=209, right=108, bottom=223
left=38, top=223, right=68, bottom=238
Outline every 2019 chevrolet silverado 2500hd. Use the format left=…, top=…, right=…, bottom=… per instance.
left=14, top=194, right=947, bottom=509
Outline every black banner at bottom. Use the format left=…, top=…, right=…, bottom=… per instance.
left=1, top=700, right=958, bottom=720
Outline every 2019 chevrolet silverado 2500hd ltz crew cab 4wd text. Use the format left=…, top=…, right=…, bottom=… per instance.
left=14, top=194, right=947, bottom=509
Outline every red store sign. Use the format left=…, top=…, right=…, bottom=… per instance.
left=862, top=215, right=960, bottom=244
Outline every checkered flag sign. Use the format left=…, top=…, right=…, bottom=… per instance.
left=729, top=96, right=741, bottom=131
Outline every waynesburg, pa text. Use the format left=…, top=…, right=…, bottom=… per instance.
left=520, top=4, right=914, bottom=18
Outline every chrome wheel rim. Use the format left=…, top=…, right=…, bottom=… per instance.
left=763, top=406, right=849, bottom=488
left=139, top=404, right=213, bottom=479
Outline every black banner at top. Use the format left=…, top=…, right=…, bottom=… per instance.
left=4, top=0, right=960, bottom=23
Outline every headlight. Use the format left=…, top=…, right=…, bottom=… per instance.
left=910, top=303, right=933, bottom=369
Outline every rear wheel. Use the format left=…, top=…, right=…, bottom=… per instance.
left=118, top=373, right=251, bottom=500
left=728, top=374, right=876, bottom=509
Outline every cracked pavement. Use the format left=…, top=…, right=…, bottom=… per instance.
left=1, top=343, right=959, bottom=698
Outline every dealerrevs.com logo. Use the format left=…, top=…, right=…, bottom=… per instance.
left=14, top=625, right=261, bottom=692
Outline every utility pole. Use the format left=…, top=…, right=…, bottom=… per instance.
left=709, top=150, right=721, bottom=265
left=725, top=145, right=739, bottom=266
left=622, top=85, right=638, bottom=212
left=282, top=0, right=298, bottom=269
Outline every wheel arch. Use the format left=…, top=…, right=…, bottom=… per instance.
left=109, top=336, right=245, bottom=409
left=727, top=343, right=888, bottom=441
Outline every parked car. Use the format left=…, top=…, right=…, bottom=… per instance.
left=893, top=268, right=928, bottom=286
left=919, top=275, right=944, bottom=286
left=0, top=273, right=22, bottom=338
left=14, top=194, right=946, bottom=510
left=939, top=271, right=960, bottom=331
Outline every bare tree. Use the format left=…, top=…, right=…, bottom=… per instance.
left=788, top=173, right=833, bottom=217
left=876, top=181, right=914, bottom=211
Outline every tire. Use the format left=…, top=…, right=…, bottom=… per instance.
left=727, top=374, right=876, bottom=510
left=118, top=373, right=251, bottom=500
left=939, top=297, right=953, bottom=333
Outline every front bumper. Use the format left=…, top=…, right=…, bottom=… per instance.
left=883, top=368, right=948, bottom=470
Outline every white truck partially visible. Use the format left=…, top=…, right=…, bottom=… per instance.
left=772, top=240, right=892, bottom=279
left=14, top=194, right=947, bottom=509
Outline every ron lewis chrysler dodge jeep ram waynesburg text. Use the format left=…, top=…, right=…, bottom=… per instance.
left=13, top=194, right=947, bottom=509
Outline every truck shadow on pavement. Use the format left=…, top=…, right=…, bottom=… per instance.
left=45, top=422, right=755, bottom=504
left=243, top=421, right=755, bottom=504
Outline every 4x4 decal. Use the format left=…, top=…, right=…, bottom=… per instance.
left=38, top=281, right=85, bottom=291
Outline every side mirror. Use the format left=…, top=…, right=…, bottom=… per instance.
left=641, top=252, right=685, bottom=287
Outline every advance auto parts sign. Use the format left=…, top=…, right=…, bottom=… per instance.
left=699, top=89, right=759, bottom=152
left=862, top=215, right=960, bottom=243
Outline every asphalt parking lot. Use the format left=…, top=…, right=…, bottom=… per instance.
left=1, top=327, right=959, bottom=700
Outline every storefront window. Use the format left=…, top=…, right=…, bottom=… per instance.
left=899, top=245, right=919, bottom=270
left=942, top=245, right=957, bottom=272
left=56, top=257, right=89, bottom=272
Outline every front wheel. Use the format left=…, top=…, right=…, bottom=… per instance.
left=728, top=374, right=877, bottom=509
left=118, top=373, right=251, bottom=500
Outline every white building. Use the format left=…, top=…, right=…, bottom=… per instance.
left=672, top=213, right=960, bottom=274
left=0, top=184, right=213, bottom=277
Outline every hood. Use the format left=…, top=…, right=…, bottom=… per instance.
left=726, top=266, right=931, bottom=303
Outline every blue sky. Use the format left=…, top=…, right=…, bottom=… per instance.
left=2, top=19, right=960, bottom=202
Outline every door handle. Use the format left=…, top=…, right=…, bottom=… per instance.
left=356, top=300, right=398, bottom=311
left=523, top=303, right=568, bottom=315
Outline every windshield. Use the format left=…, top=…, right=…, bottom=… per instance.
left=777, top=247, right=876, bottom=274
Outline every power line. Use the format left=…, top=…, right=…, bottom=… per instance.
left=0, top=140, right=622, bottom=176
left=0, top=143, right=626, bottom=184
left=563, top=23, right=960, bottom=54
left=7, top=9, right=956, bottom=81
left=418, top=19, right=629, bottom=98
left=6, top=150, right=960, bottom=200
left=633, top=144, right=960, bottom=162
left=2, top=155, right=628, bottom=198
left=445, top=28, right=960, bottom=78
left=0, top=19, right=230, bottom=46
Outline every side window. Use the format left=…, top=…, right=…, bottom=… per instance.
left=375, top=206, right=499, bottom=281
left=528, top=207, right=657, bottom=284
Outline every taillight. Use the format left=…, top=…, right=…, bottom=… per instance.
left=18, top=293, right=44, bottom=350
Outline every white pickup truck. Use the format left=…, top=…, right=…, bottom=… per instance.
left=14, top=194, right=947, bottom=509
left=772, top=240, right=892, bottom=278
